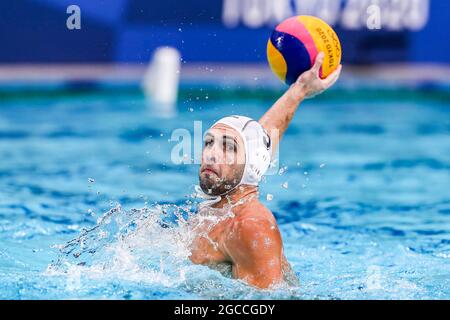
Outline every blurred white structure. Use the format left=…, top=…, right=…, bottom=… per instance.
left=143, top=47, right=181, bottom=116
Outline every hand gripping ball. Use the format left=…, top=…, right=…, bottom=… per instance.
left=267, top=15, right=342, bottom=85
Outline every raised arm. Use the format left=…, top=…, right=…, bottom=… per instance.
left=259, top=52, right=342, bottom=152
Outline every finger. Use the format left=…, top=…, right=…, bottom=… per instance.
left=321, top=64, right=342, bottom=88
left=311, top=52, right=325, bottom=75
left=321, top=68, right=340, bottom=89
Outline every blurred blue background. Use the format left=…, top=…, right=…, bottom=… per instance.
left=1, top=0, right=449, bottom=64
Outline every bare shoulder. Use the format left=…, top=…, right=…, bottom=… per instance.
left=225, top=200, right=282, bottom=258
left=237, top=199, right=276, bottom=224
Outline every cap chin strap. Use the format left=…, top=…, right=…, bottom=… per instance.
left=194, top=185, right=222, bottom=209
left=194, top=176, right=243, bottom=207
left=194, top=169, right=245, bottom=208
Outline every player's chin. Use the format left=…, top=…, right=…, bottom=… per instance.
left=199, top=173, right=218, bottom=193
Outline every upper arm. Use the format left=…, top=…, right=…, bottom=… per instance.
left=226, top=217, right=283, bottom=289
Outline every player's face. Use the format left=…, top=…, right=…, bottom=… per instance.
left=199, top=124, right=245, bottom=196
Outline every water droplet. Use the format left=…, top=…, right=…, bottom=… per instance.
left=266, top=193, right=273, bottom=201
left=278, top=166, right=287, bottom=175
left=282, top=182, right=289, bottom=189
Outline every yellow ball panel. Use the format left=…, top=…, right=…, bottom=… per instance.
left=267, top=39, right=287, bottom=83
left=298, top=15, right=342, bottom=78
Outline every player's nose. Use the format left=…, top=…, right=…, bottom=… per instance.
left=202, top=146, right=217, bottom=164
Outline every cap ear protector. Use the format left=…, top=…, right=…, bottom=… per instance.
left=211, top=115, right=272, bottom=188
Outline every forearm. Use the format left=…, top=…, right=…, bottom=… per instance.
left=258, top=52, right=341, bottom=155
left=259, top=85, right=305, bottom=153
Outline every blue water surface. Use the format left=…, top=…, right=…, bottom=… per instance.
left=0, top=88, right=449, bottom=299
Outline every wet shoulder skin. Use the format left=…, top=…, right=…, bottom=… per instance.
left=189, top=198, right=290, bottom=289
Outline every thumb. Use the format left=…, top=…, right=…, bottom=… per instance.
left=322, top=64, right=342, bottom=88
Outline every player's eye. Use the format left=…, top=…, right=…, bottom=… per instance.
left=224, top=141, right=236, bottom=152
left=204, top=137, right=213, bottom=147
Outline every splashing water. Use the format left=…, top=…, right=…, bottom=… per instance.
left=45, top=199, right=300, bottom=299
left=46, top=204, right=193, bottom=285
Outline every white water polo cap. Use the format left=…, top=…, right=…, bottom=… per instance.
left=211, top=115, right=272, bottom=186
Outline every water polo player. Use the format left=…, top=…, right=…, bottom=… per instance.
left=189, top=52, right=342, bottom=289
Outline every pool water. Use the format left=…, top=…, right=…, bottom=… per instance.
left=0, top=87, right=449, bottom=299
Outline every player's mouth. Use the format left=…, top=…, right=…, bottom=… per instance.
left=201, top=166, right=219, bottom=176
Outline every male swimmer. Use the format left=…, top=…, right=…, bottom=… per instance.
left=189, top=53, right=342, bottom=289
